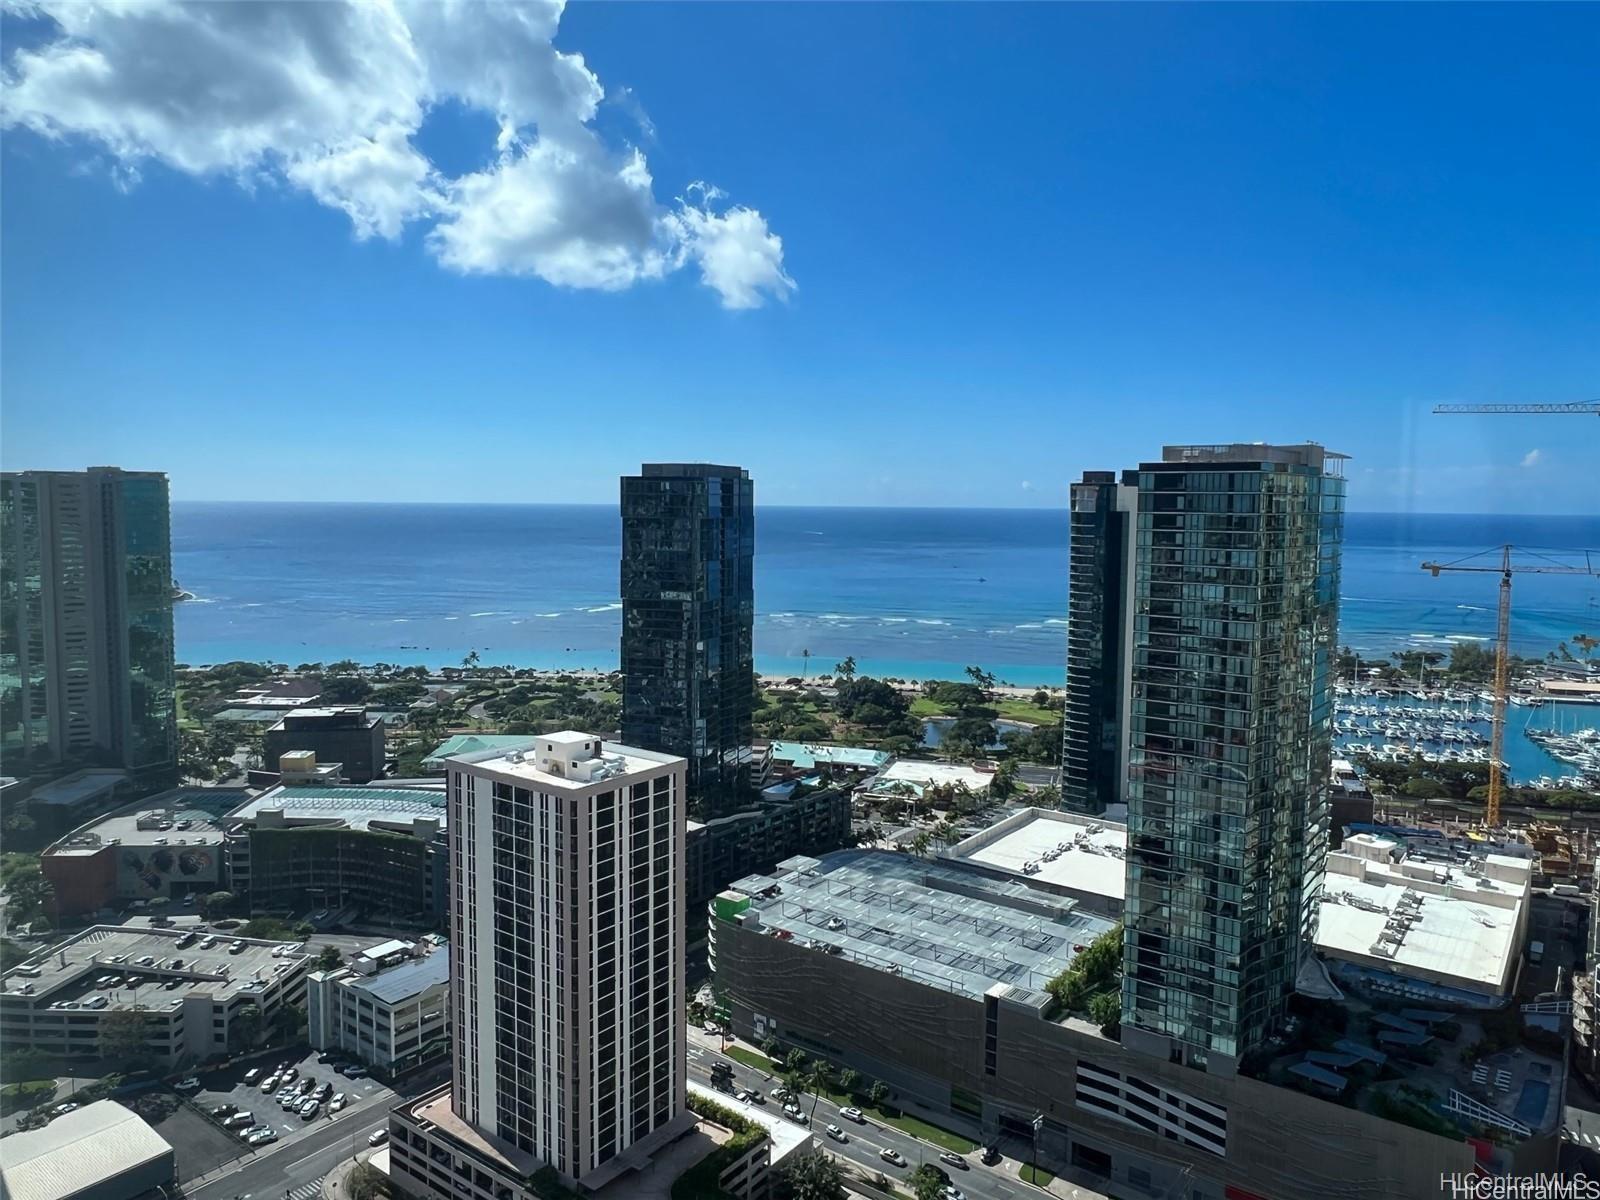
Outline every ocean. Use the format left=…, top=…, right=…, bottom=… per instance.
left=172, top=504, right=1600, bottom=687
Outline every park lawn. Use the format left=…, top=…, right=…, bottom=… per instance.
left=994, top=699, right=1059, bottom=723
left=724, top=1046, right=777, bottom=1073
left=1020, top=1165, right=1056, bottom=1187
left=909, top=697, right=952, bottom=717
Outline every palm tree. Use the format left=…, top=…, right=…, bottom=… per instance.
left=835, top=656, right=857, bottom=680
left=801, top=649, right=811, bottom=680
left=910, top=831, right=932, bottom=858
left=806, top=1059, right=836, bottom=1124
left=773, top=1152, right=847, bottom=1200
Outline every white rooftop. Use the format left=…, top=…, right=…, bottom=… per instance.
left=1315, top=878, right=1519, bottom=991
left=688, top=1081, right=812, bottom=1167
left=0, top=1100, right=170, bottom=1200
left=457, top=733, right=683, bottom=790
left=949, top=807, right=1128, bottom=901
left=873, top=760, right=992, bottom=794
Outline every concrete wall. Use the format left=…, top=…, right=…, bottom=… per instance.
left=716, top=917, right=1479, bottom=1200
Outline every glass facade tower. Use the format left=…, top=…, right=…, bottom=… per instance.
left=620, top=464, right=754, bottom=812
left=1062, top=471, right=1137, bottom=815
left=0, top=467, right=177, bottom=784
left=1117, top=444, right=1345, bottom=1072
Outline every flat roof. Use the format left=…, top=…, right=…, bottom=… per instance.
left=227, top=784, right=446, bottom=832
left=347, top=952, right=448, bottom=1005
left=687, top=1081, right=811, bottom=1165
left=47, top=792, right=242, bottom=857
left=725, top=849, right=1111, bottom=1000
left=30, top=770, right=127, bottom=808
left=459, top=739, right=680, bottom=790
left=0, top=1100, right=171, bottom=1200
left=871, top=760, right=992, bottom=794
left=1315, top=878, right=1518, bottom=990
left=2, top=925, right=309, bottom=1007
left=949, top=807, right=1127, bottom=901
left=768, top=741, right=891, bottom=770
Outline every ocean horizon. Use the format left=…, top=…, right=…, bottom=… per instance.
left=171, top=502, right=1600, bottom=687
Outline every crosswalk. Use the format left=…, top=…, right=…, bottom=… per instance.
left=1562, top=1127, right=1600, bottom=1147
left=281, top=1180, right=323, bottom=1200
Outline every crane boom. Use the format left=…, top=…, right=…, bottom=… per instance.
left=1433, top=402, right=1600, bottom=416
left=1421, top=546, right=1598, bottom=828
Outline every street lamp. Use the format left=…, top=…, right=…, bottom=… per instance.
left=1029, top=1112, right=1043, bottom=1188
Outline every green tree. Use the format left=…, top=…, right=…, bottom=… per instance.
left=760, top=1036, right=781, bottom=1061
left=316, top=946, right=344, bottom=971
left=834, top=656, right=857, bottom=680
left=271, top=1002, right=306, bottom=1041
left=347, top=1162, right=390, bottom=1200
left=1403, top=777, right=1449, bottom=800
left=910, top=1164, right=950, bottom=1200
left=909, top=831, right=932, bottom=858
left=990, top=758, right=1018, bottom=800
left=1028, top=783, right=1062, bottom=808
left=1030, top=688, right=1050, bottom=708
left=784, top=1048, right=809, bottom=1075
left=98, top=1008, right=152, bottom=1061
left=200, top=890, right=235, bottom=918
left=838, top=1067, right=862, bottom=1096
left=964, top=665, right=997, bottom=697
left=772, top=1152, right=847, bottom=1200
left=229, top=1004, right=264, bottom=1051
left=867, top=1080, right=890, bottom=1108
left=1088, top=990, right=1121, bottom=1035
left=319, top=675, right=372, bottom=704
left=463, top=650, right=481, bottom=669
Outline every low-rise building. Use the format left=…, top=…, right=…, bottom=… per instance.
left=0, top=1100, right=174, bottom=1200
left=224, top=783, right=447, bottom=919
left=307, top=941, right=449, bottom=1074
left=950, top=809, right=1533, bottom=1004
left=24, top=770, right=134, bottom=839
left=858, top=759, right=992, bottom=807
left=40, top=788, right=249, bottom=917
left=0, top=926, right=309, bottom=1064
left=711, top=847, right=1558, bottom=1199
left=686, top=786, right=851, bottom=920
left=263, top=706, right=386, bottom=783
left=420, top=735, right=539, bottom=773
left=761, top=740, right=891, bottom=782
left=1318, top=832, right=1532, bottom=1006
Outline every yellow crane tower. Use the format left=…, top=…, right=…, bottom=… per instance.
left=1421, top=546, right=1597, bottom=827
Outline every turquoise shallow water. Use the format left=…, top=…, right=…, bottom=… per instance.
left=172, top=503, right=1600, bottom=687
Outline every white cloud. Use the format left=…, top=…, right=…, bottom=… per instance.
left=1020, top=480, right=1034, bottom=491
left=1, top=0, right=791, bottom=308
left=1521, top=449, right=1542, bottom=468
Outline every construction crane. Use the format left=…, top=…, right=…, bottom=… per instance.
left=1433, top=402, right=1600, bottom=416
left=1421, top=546, right=1597, bottom=827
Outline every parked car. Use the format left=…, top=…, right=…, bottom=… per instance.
left=317, top=1051, right=338, bottom=1064
left=224, top=1112, right=255, bottom=1128
left=211, top=1104, right=237, bottom=1119
left=174, top=1077, right=201, bottom=1094
left=839, top=1106, right=865, bottom=1122
left=247, top=1130, right=278, bottom=1147
left=341, top=1065, right=368, bottom=1079
left=200, top=936, right=219, bottom=949
left=943, top=1188, right=966, bottom=1200
left=702, top=1022, right=720, bottom=1035
left=52, top=1103, right=80, bottom=1116
left=315, top=1083, right=333, bottom=1102
left=369, top=1129, right=389, bottom=1146
left=939, top=1152, right=968, bottom=1170
left=281, top=1066, right=298, bottom=1082
left=243, top=1069, right=261, bottom=1085
left=300, top=1099, right=321, bottom=1120
left=879, top=1149, right=907, bottom=1167
left=260, top=1075, right=280, bottom=1092
left=229, top=940, right=246, bottom=955
left=330, top=1093, right=347, bottom=1112
left=825, top=1124, right=848, bottom=1143
left=980, top=1145, right=1001, bottom=1166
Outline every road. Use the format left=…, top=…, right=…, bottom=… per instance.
left=686, top=1032, right=1107, bottom=1200
left=183, top=1068, right=447, bottom=1200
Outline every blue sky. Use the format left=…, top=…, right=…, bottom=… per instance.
left=2, top=2, right=1595, bottom=512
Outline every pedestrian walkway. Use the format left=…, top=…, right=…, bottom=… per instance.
left=285, top=1180, right=323, bottom=1200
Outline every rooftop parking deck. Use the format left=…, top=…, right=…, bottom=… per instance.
left=724, top=848, right=1112, bottom=1000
